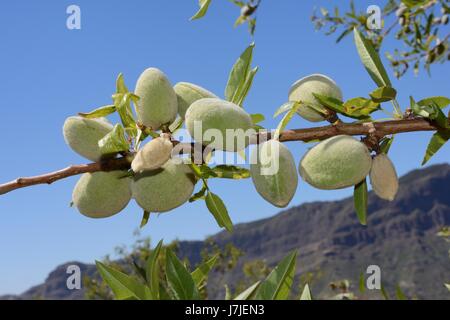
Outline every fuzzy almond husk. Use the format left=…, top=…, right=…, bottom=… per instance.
left=250, top=140, right=298, bottom=208
left=174, top=82, right=217, bottom=119
left=131, top=135, right=173, bottom=173
left=299, top=135, right=372, bottom=190
left=72, top=171, right=132, bottom=218
left=370, top=153, right=399, bottom=201
left=63, top=116, right=113, bottom=161
left=288, top=74, right=343, bottom=122
left=185, top=98, right=253, bottom=152
left=131, top=159, right=195, bottom=213
left=134, top=68, right=178, bottom=130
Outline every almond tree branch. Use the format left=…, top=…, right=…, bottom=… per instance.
left=0, top=156, right=132, bottom=196
left=0, top=118, right=438, bottom=196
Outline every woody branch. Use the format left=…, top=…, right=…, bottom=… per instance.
left=0, top=118, right=438, bottom=195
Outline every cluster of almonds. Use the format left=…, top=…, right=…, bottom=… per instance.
left=63, top=68, right=399, bottom=221
left=64, top=68, right=253, bottom=218
left=250, top=74, right=399, bottom=208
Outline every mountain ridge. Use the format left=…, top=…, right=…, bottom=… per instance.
left=2, top=163, right=449, bottom=299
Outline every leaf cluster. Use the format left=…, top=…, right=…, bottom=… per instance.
left=95, top=239, right=311, bottom=300
left=191, top=0, right=261, bottom=36
left=311, top=0, right=449, bottom=78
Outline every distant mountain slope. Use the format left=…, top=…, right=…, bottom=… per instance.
left=202, top=164, right=450, bottom=299
left=2, top=164, right=449, bottom=299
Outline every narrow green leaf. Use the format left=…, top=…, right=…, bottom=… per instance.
left=312, top=94, right=346, bottom=115
left=343, top=97, right=380, bottom=118
left=359, top=272, right=366, bottom=293
left=273, top=102, right=301, bottom=140
left=189, top=183, right=208, bottom=203
left=379, top=136, right=394, bottom=154
left=229, top=0, right=244, bottom=9
left=354, top=179, right=368, bottom=226
left=199, top=165, right=218, bottom=179
left=112, top=73, right=137, bottom=136
left=353, top=28, right=391, bottom=87
left=225, top=43, right=255, bottom=104
left=273, top=101, right=296, bottom=118
left=422, top=130, right=450, bottom=165
left=96, top=261, right=148, bottom=300
left=234, top=15, right=246, bottom=27
left=369, top=86, right=397, bottom=103
left=224, top=285, right=232, bottom=300
left=401, top=0, right=427, bottom=8
left=412, top=98, right=449, bottom=129
left=190, top=0, right=212, bottom=21
left=165, top=249, right=200, bottom=300
left=253, top=124, right=265, bottom=132
left=98, top=124, right=130, bottom=155
left=300, top=284, right=313, bottom=300
left=140, top=211, right=150, bottom=228
left=205, top=191, right=233, bottom=232
left=191, top=254, right=219, bottom=287
left=212, top=165, right=250, bottom=179
left=336, top=27, right=353, bottom=43
left=188, top=164, right=218, bottom=180
left=250, top=113, right=265, bottom=124
left=417, top=96, right=450, bottom=109
left=432, top=106, right=449, bottom=129
left=380, top=284, right=389, bottom=300
left=116, top=73, right=129, bottom=94
left=236, top=66, right=258, bottom=106
left=255, top=251, right=297, bottom=300
left=445, top=283, right=450, bottom=292
left=113, top=92, right=137, bottom=135
left=145, top=240, right=163, bottom=298
left=159, top=283, right=172, bottom=300
left=234, top=281, right=261, bottom=300
left=134, top=128, right=144, bottom=151
left=395, top=285, right=407, bottom=300
left=132, top=259, right=147, bottom=283
left=78, top=105, right=116, bottom=119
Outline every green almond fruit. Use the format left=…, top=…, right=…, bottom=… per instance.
left=63, top=116, right=113, bottom=161
left=299, top=135, right=372, bottom=190
left=185, top=98, right=253, bottom=152
left=370, top=154, right=399, bottom=201
left=72, top=171, right=132, bottom=218
left=131, top=159, right=196, bottom=213
left=174, top=82, right=218, bottom=119
left=288, top=74, right=343, bottom=122
left=250, top=140, right=298, bottom=208
left=131, top=135, right=173, bottom=173
left=134, top=68, right=178, bottom=130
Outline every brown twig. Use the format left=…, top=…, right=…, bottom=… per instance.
left=0, top=156, right=132, bottom=196
left=0, top=118, right=438, bottom=196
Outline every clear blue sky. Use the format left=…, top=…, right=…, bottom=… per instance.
left=0, top=1, right=448, bottom=294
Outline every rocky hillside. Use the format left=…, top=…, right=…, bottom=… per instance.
left=2, top=164, right=449, bottom=299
